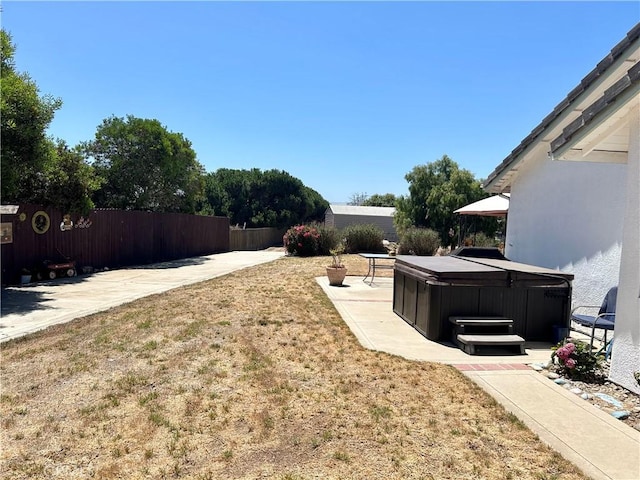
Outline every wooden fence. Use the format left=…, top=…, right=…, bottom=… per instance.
left=1, top=205, right=229, bottom=285
left=229, top=227, right=285, bottom=251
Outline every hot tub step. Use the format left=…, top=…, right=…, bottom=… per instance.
left=449, top=316, right=514, bottom=327
left=449, top=316, right=515, bottom=336
left=455, top=334, right=525, bottom=355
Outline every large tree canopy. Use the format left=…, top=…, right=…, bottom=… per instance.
left=84, top=115, right=205, bottom=213
left=395, top=155, right=495, bottom=245
left=203, top=168, right=328, bottom=228
left=1, top=29, right=62, bottom=202
left=44, top=141, right=103, bottom=214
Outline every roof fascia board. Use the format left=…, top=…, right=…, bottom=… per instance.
left=551, top=59, right=640, bottom=159
left=551, top=86, right=640, bottom=161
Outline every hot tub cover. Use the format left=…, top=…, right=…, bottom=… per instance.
left=394, top=255, right=573, bottom=287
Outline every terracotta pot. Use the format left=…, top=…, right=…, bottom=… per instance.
left=326, top=266, right=347, bottom=286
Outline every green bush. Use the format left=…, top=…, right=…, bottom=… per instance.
left=464, top=232, right=499, bottom=248
left=398, top=227, right=440, bottom=256
left=283, top=224, right=321, bottom=256
left=314, top=223, right=341, bottom=255
left=341, top=224, right=385, bottom=254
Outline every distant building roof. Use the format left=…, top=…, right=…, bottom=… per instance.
left=328, top=205, right=395, bottom=217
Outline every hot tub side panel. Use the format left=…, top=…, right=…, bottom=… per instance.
left=522, top=287, right=572, bottom=341
left=393, top=270, right=570, bottom=342
left=393, top=271, right=405, bottom=322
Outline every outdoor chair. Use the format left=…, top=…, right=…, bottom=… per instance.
left=570, top=286, right=617, bottom=350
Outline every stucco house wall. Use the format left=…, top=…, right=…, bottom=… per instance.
left=485, top=22, right=639, bottom=394
left=609, top=114, right=640, bottom=394
left=506, top=155, right=627, bottom=308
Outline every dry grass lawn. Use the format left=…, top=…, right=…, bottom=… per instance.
left=0, top=254, right=590, bottom=479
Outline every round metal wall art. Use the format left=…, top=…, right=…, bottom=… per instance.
left=32, top=211, right=50, bottom=234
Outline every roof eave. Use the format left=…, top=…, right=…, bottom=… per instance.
left=483, top=23, right=640, bottom=193
left=550, top=62, right=640, bottom=161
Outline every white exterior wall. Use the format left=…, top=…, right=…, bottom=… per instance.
left=609, top=115, right=640, bottom=394
left=505, top=155, right=627, bottom=308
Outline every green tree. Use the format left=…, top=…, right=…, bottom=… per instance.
left=202, top=168, right=328, bottom=228
left=249, top=169, right=306, bottom=228
left=1, top=29, right=62, bottom=202
left=395, top=155, right=493, bottom=246
left=362, top=193, right=397, bottom=207
left=43, top=141, right=103, bottom=214
left=1, top=28, right=16, bottom=72
left=84, top=115, right=205, bottom=213
left=202, top=168, right=252, bottom=223
left=302, top=186, right=329, bottom=222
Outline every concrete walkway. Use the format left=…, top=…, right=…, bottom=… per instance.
left=317, top=276, right=640, bottom=480
left=0, top=250, right=284, bottom=343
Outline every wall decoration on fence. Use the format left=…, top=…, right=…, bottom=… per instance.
left=31, top=211, right=50, bottom=234
left=60, top=214, right=74, bottom=231
left=76, top=216, right=92, bottom=229
left=1, top=223, right=13, bottom=244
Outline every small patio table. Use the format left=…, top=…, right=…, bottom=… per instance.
left=359, top=253, right=396, bottom=284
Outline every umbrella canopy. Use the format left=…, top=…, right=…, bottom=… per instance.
left=454, top=194, right=509, bottom=217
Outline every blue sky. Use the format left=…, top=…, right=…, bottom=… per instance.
left=3, top=1, right=638, bottom=203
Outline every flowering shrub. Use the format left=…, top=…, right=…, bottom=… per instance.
left=551, top=339, right=603, bottom=380
left=283, top=224, right=321, bottom=257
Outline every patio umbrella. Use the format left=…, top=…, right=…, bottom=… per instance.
left=453, top=193, right=510, bottom=217
left=453, top=194, right=510, bottom=246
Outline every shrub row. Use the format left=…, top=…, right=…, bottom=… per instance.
left=284, top=223, right=386, bottom=257
left=283, top=223, right=498, bottom=258
left=342, top=224, right=386, bottom=254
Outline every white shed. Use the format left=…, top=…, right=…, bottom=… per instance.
left=484, top=23, right=639, bottom=393
left=324, top=205, right=398, bottom=241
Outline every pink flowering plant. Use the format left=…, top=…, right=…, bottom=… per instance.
left=283, top=224, right=321, bottom=257
left=551, top=338, right=603, bottom=380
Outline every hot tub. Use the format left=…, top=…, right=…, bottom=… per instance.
left=392, top=255, right=573, bottom=343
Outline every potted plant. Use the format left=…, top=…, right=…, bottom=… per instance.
left=20, top=268, right=32, bottom=285
left=327, top=244, right=347, bottom=286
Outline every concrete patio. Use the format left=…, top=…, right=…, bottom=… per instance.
left=317, top=275, right=640, bottom=480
